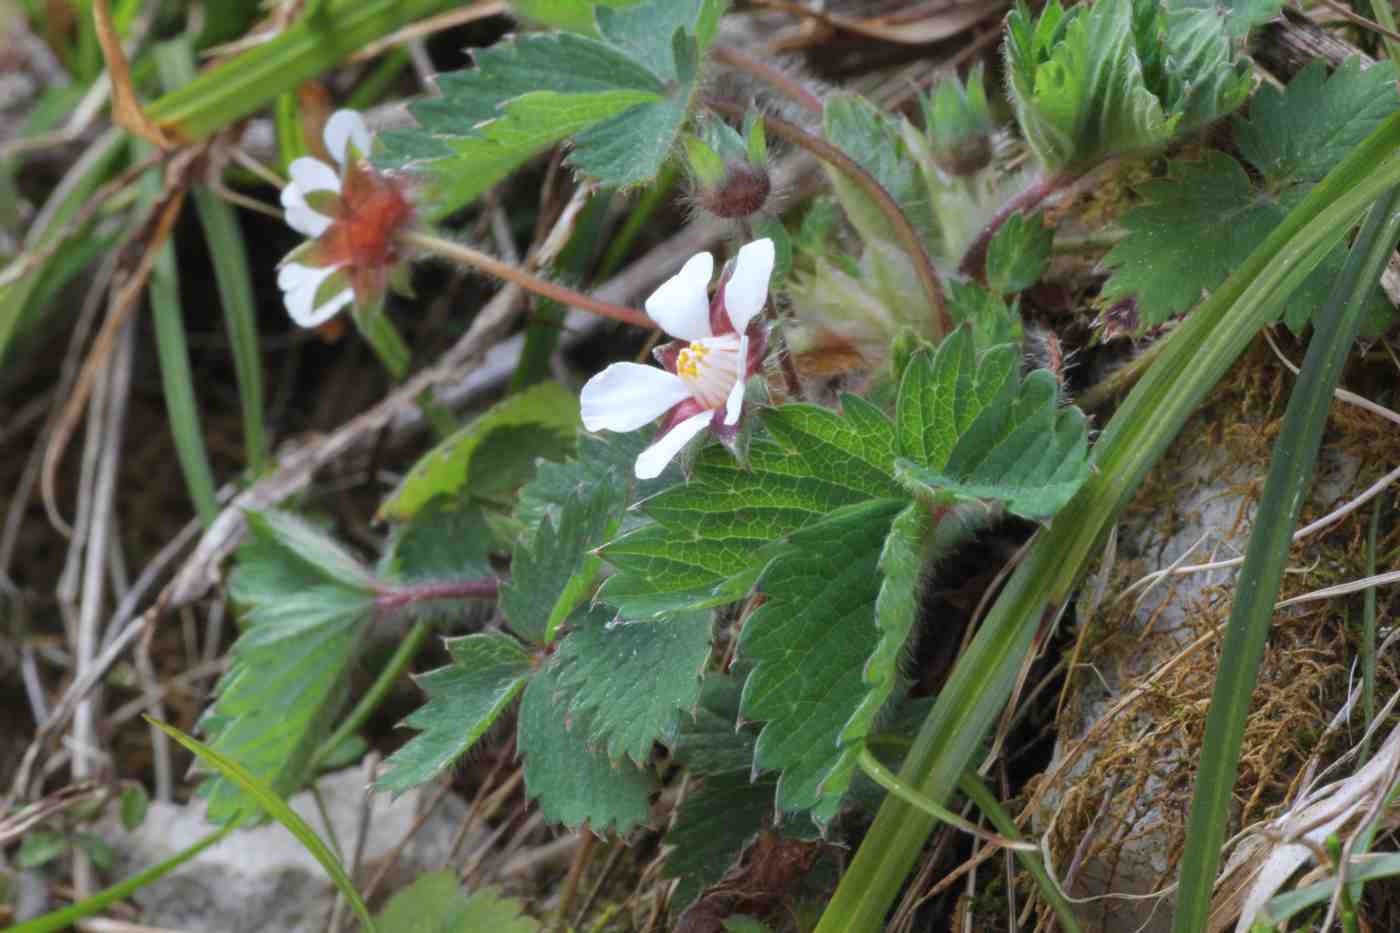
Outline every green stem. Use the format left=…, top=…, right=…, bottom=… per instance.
left=1171, top=185, right=1400, bottom=933
left=596, top=162, right=679, bottom=280
left=957, top=772, right=1084, bottom=933
left=311, top=619, right=432, bottom=770
left=857, top=749, right=1035, bottom=853
left=402, top=229, right=652, bottom=329
left=8, top=827, right=232, bottom=933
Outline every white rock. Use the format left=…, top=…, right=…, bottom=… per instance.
left=108, top=768, right=473, bottom=933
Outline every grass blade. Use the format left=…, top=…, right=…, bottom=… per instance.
left=7, top=826, right=231, bottom=933
left=140, top=157, right=219, bottom=525
left=145, top=717, right=378, bottom=933
left=1258, top=853, right=1400, bottom=926
left=1171, top=187, right=1400, bottom=933
left=156, top=39, right=268, bottom=475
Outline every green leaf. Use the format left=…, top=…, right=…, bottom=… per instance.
left=201, top=511, right=375, bottom=824
left=379, top=381, right=578, bottom=521
left=516, top=429, right=675, bottom=532
left=894, top=327, right=1090, bottom=520
left=376, top=872, right=539, bottom=932
left=379, top=499, right=494, bottom=586
left=598, top=398, right=903, bottom=619
left=377, top=0, right=717, bottom=215
left=663, top=772, right=782, bottom=913
left=147, top=719, right=377, bottom=933
left=16, top=830, right=67, bottom=869
left=672, top=673, right=757, bottom=775
left=517, top=656, right=655, bottom=832
left=377, top=633, right=533, bottom=794
left=1169, top=0, right=1282, bottom=39
left=724, top=919, right=776, bottom=933
left=72, top=834, right=115, bottom=873
left=1004, top=0, right=1249, bottom=170
left=502, top=484, right=617, bottom=645
left=946, top=280, right=1022, bottom=352
left=984, top=211, right=1052, bottom=294
left=821, top=94, right=935, bottom=248
left=553, top=608, right=713, bottom=764
left=119, top=784, right=150, bottom=831
left=510, top=0, right=633, bottom=35
left=739, top=499, right=907, bottom=816
left=1102, top=58, right=1399, bottom=331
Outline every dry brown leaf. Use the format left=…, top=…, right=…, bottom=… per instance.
left=93, top=0, right=183, bottom=148
left=756, top=0, right=1004, bottom=48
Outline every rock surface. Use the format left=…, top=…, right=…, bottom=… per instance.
left=106, top=768, right=472, bottom=933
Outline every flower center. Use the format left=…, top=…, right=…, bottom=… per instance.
left=674, top=335, right=741, bottom=409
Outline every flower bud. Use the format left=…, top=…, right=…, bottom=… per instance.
left=923, top=64, right=996, bottom=177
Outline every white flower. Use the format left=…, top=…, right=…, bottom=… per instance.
left=277, top=110, right=413, bottom=328
left=580, top=238, right=775, bottom=479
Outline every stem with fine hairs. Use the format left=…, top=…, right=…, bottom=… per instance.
left=403, top=229, right=653, bottom=329
left=707, top=99, right=954, bottom=339
left=710, top=45, right=822, bottom=114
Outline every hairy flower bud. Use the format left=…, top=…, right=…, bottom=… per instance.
left=697, top=161, right=772, bottom=219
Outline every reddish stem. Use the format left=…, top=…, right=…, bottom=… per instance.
left=958, top=170, right=1075, bottom=284
left=708, top=99, right=953, bottom=339
left=375, top=578, right=499, bottom=613
left=710, top=46, right=823, bottom=115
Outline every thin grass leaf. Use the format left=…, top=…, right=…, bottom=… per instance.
left=1257, top=853, right=1400, bottom=926
left=6, top=826, right=231, bottom=933
left=139, top=151, right=219, bottom=525
left=154, top=39, right=268, bottom=476
left=1172, top=187, right=1400, bottom=933
left=145, top=717, right=378, bottom=933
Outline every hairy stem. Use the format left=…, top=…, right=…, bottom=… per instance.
left=710, top=45, right=822, bottom=114
left=959, top=169, right=1076, bottom=282
left=706, top=98, right=954, bottom=339
left=403, top=229, right=653, bottom=329
left=374, top=578, right=500, bottom=613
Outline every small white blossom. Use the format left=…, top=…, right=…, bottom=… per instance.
left=277, top=110, right=413, bottom=329
left=580, top=238, right=775, bottom=479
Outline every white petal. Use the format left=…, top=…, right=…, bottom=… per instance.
left=644, top=252, right=714, bottom=341
left=282, top=264, right=350, bottom=328
left=635, top=411, right=712, bottom=479
left=287, top=157, right=340, bottom=195
left=324, top=110, right=372, bottom=167
left=723, top=238, right=774, bottom=334
left=724, top=335, right=749, bottom=426
left=580, top=363, right=692, bottom=432
left=280, top=183, right=333, bottom=237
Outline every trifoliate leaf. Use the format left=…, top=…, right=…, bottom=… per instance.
left=379, top=381, right=578, bottom=521
left=985, top=211, right=1052, bottom=294
left=739, top=498, right=907, bottom=816
left=375, top=872, right=539, bottom=933
left=376, top=0, right=718, bottom=216
left=201, top=512, right=376, bottom=824
left=378, top=498, right=494, bottom=586
left=893, top=327, right=1090, bottom=520
left=516, top=429, right=676, bottom=532
left=841, top=504, right=928, bottom=750
left=598, top=398, right=903, bottom=619
left=518, top=657, right=655, bottom=832
left=553, top=608, right=713, bottom=765
left=663, top=772, right=783, bottom=913
left=1005, top=0, right=1249, bottom=171
left=1101, top=58, right=1399, bottom=331
left=672, top=673, right=757, bottom=776
left=377, top=633, right=533, bottom=795
left=502, top=484, right=618, bottom=645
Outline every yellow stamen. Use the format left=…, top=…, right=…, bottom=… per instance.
left=676, top=342, right=710, bottom=379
